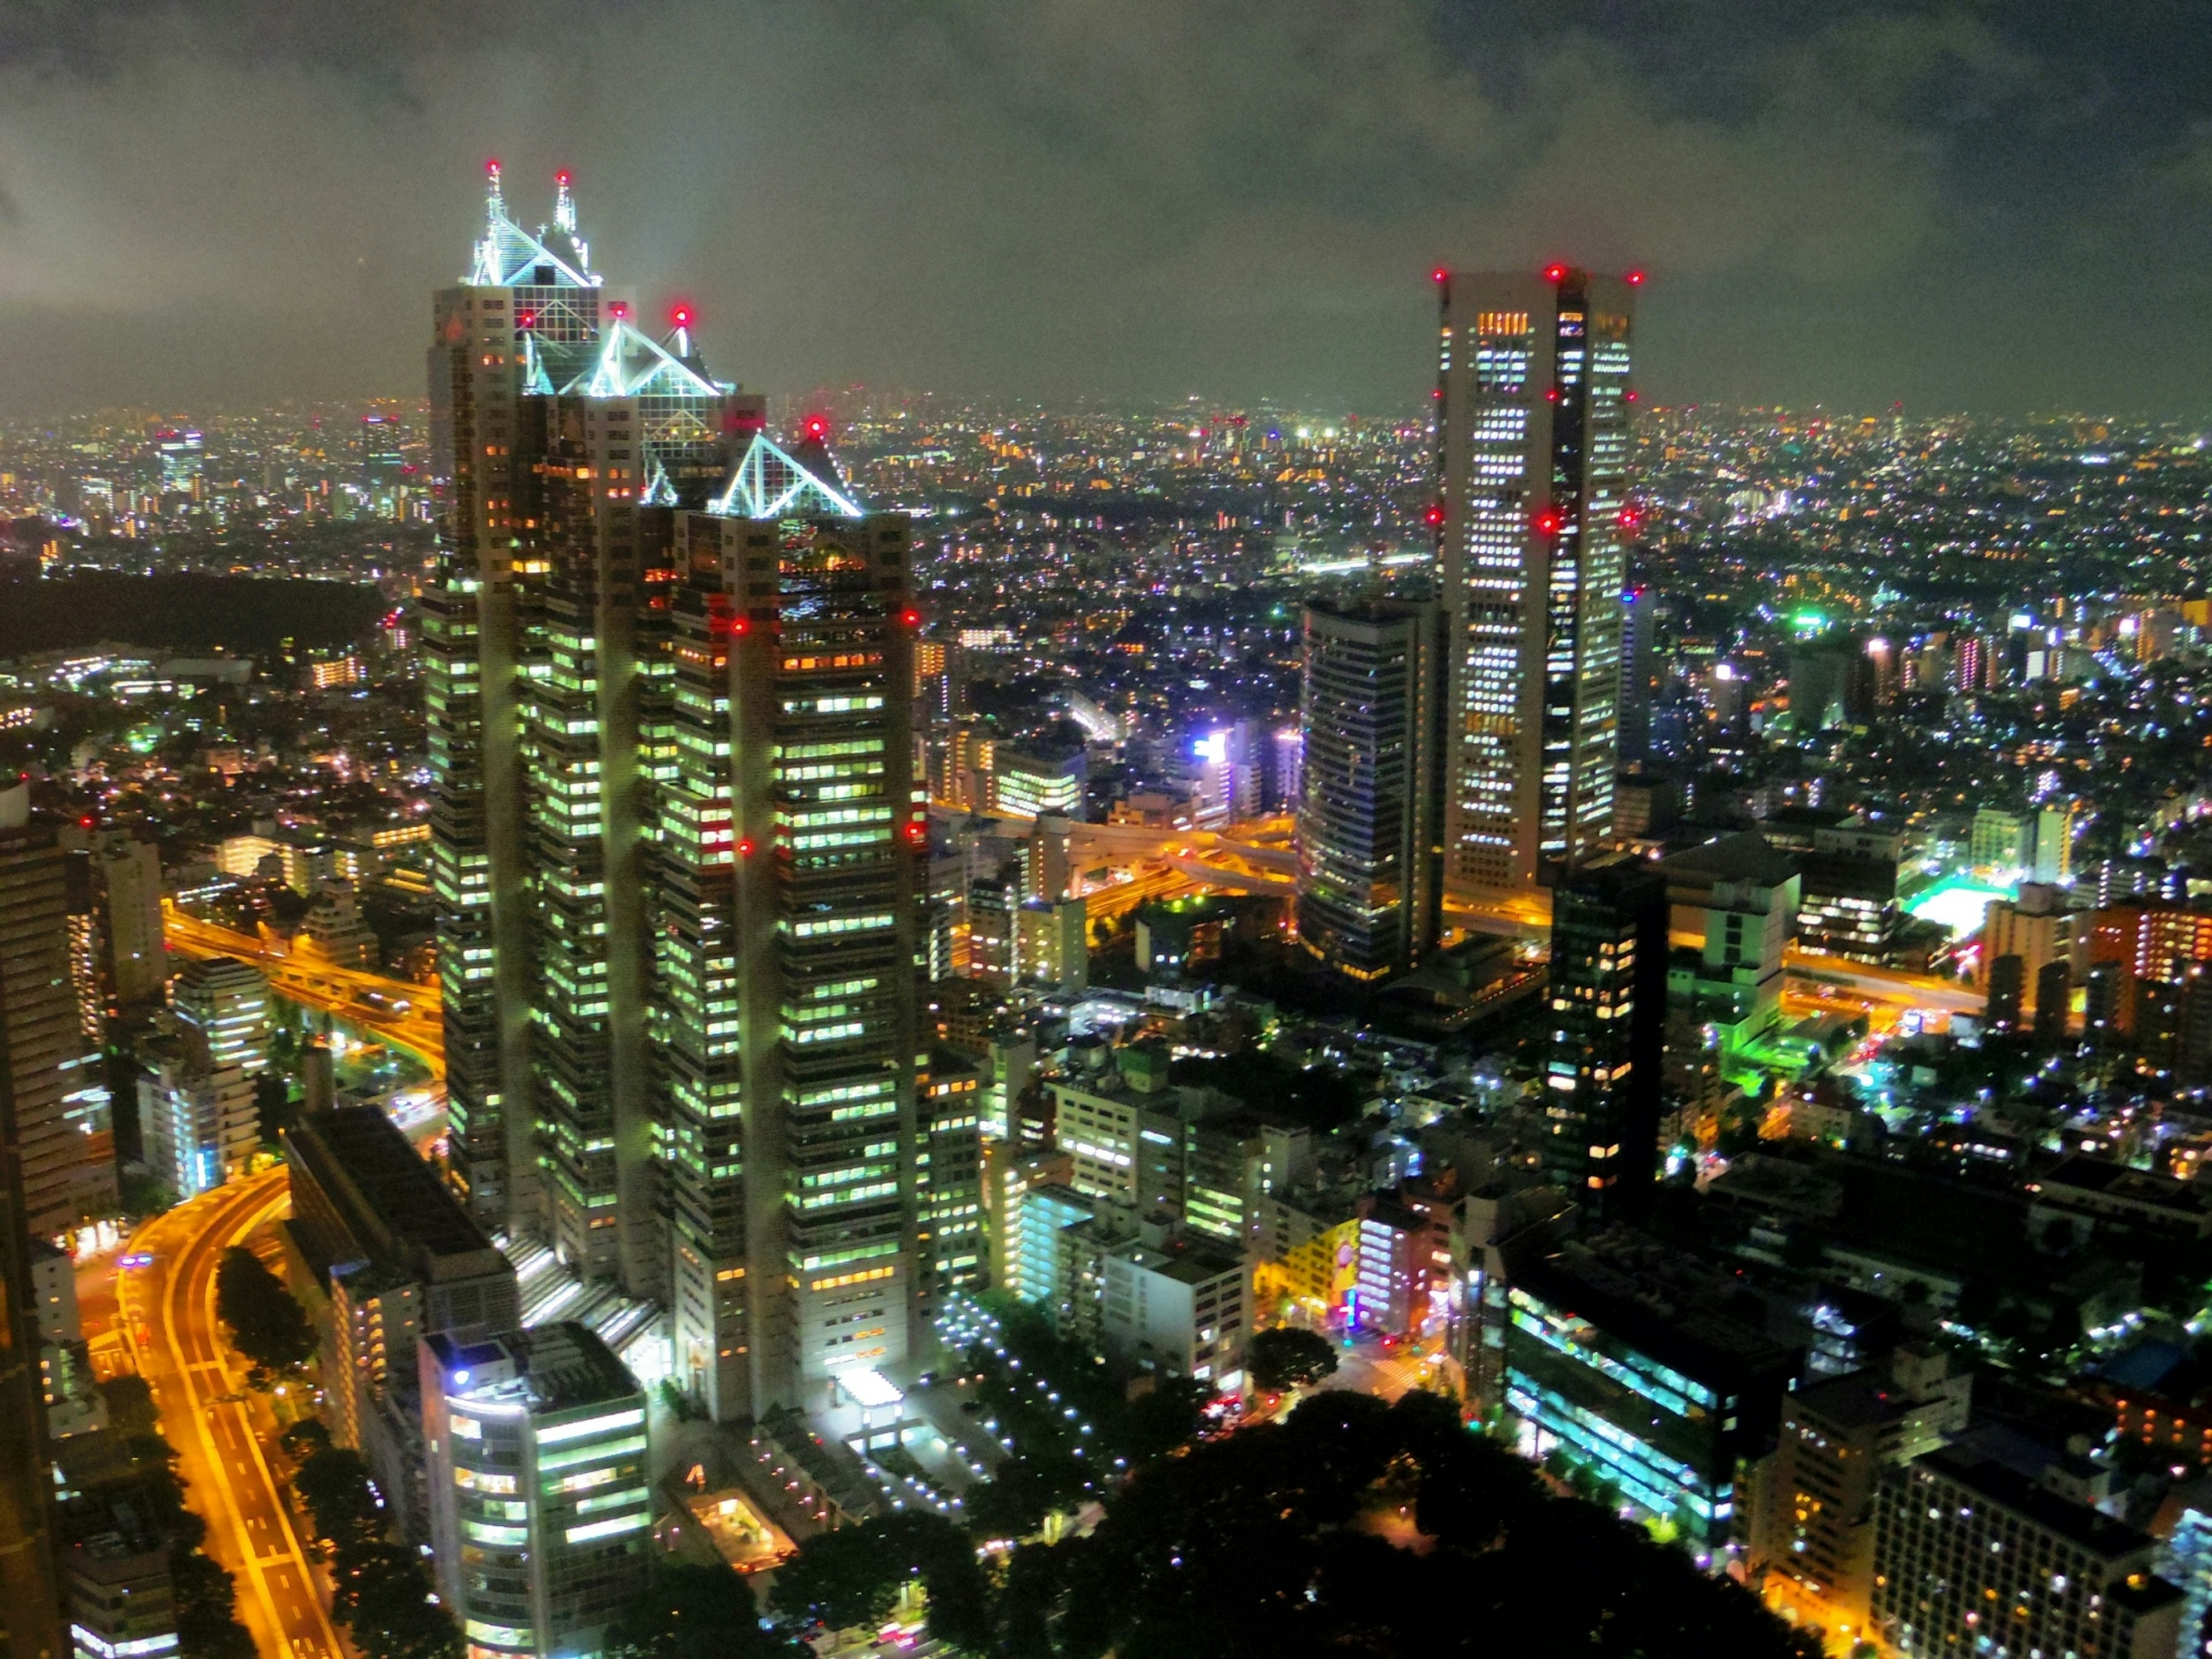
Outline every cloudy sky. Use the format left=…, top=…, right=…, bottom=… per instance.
left=1, top=0, right=2209, bottom=415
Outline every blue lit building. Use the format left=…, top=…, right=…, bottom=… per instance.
left=1499, top=1234, right=1796, bottom=1561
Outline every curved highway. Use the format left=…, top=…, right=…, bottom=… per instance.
left=120, top=1168, right=340, bottom=1659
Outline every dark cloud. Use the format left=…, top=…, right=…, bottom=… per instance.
left=1, top=0, right=2208, bottom=413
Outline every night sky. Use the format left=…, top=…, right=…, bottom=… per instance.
left=2, top=0, right=2209, bottom=415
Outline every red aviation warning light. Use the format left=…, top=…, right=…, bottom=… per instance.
left=901, top=608, right=922, bottom=628
left=802, top=415, right=830, bottom=441
left=1626, top=268, right=1646, bottom=286
left=608, top=301, right=630, bottom=320
left=1617, top=505, right=1643, bottom=531
left=737, top=837, right=756, bottom=859
left=1543, top=262, right=1569, bottom=283
left=904, top=821, right=927, bottom=844
left=671, top=304, right=692, bottom=328
left=1534, top=507, right=1564, bottom=537
left=556, top=169, right=572, bottom=187
left=1431, top=267, right=1449, bottom=284
left=1423, top=504, right=1446, bottom=527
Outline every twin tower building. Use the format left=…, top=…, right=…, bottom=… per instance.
left=422, top=165, right=933, bottom=1423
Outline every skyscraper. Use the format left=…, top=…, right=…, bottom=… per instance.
left=426, top=164, right=631, bottom=1232
left=1, top=790, right=118, bottom=1239
left=1434, top=264, right=1638, bottom=899
left=423, top=166, right=929, bottom=1421
left=1543, top=854, right=1667, bottom=1218
left=657, top=438, right=925, bottom=1419
left=1295, top=599, right=1445, bottom=980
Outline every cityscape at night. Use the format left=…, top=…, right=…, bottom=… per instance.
left=5, top=5, right=2212, bottom=1658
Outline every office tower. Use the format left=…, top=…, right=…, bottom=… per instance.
left=1543, top=855, right=1667, bottom=1217
left=1873, top=1446, right=2183, bottom=1659
left=425, top=164, right=633, bottom=1230
left=655, top=438, right=923, bottom=1421
left=2, top=797, right=119, bottom=1238
left=526, top=309, right=743, bottom=1297
left=1434, top=263, right=1637, bottom=898
left=169, top=956, right=270, bottom=1078
left=1618, top=584, right=1656, bottom=767
left=420, top=1324, right=649, bottom=1659
left=1497, top=1232, right=1794, bottom=1564
left=1296, top=598, right=1445, bottom=980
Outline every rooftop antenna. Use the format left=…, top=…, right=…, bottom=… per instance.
left=554, top=168, right=577, bottom=236
left=485, top=158, right=505, bottom=221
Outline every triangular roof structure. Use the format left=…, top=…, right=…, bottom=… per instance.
left=467, top=161, right=601, bottom=289
left=709, top=431, right=865, bottom=520
left=563, top=317, right=724, bottom=401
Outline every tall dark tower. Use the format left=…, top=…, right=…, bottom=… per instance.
left=1544, top=854, right=1667, bottom=1219
left=1433, top=264, right=1638, bottom=900
left=1296, top=599, right=1445, bottom=980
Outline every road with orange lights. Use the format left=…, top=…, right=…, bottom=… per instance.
left=119, top=1168, right=341, bottom=1659
left=164, top=903, right=444, bottom=1071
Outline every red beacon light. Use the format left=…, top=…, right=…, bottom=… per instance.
left=801, top=415, right=830, bottom=441
left=737, top=837, right=756, bottom=859
left=1625, top=268, right=1646, bottom=287
left=1430, top=267, right=1449, bottom=284
left=900, top=608, right=923, bottom=628
left=608, top=301, right=630, bottom=320
left=1543, top=262, right=1569, bottom=283
left=1422, top=505, right=1446, bottom=527
left=671, top=304, right=692, bottom=328
left=1534, top=507, right=1565, bottom=536
left=556, top=169, right=572, bottom=187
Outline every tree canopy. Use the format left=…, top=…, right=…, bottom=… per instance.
left=768, top=1512, right=989, bottom=1651
left=214, top=1246, right=316, bottom=1374
left=1000, top=1389, right=1822, bottom=1659
left=607, top=1564, right=800, bottom=1659
left=1247, top=1326, right=1340, bottom=1393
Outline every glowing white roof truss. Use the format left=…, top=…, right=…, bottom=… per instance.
left=709, top=432, right=865, bottom=520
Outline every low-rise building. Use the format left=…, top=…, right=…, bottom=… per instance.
left=421, top=1323, right=650, bottom=1659
left=1101, top=1235, right=1250, bottom=1393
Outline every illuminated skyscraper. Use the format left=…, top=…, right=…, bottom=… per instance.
left=1433, top=264, right=1638, bottom=898
left=426, top=164, right=630, bottom=1232
left=1295, top=599, right=1445, bottom=980
left=657, top=434, right=926, bottom=1419
left=525, top=312, right=748, bottom=1297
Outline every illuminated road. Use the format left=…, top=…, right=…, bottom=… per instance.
left=120, top=1169, right=341, bottom=1659
left=164, top=903, right=444, bottom=1071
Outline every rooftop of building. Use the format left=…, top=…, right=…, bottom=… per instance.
left=427, top=1320, right=639, bottom=1415
left=1916, top=1444, right=2155, bottom=1562
left=2039, top=1154, right=2210, bottom=1214
left=1503, top=1230, right=1798, bottom=1390
left=1791, top=1367, right=1926, bottom=1433
left=287, top=1104, right=503, bottom=1267
left=1112, top=1234, right=1245, bottom=1285
left=1660, top=831, right=1802, bottom=891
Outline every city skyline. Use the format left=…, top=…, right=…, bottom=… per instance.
left=4, top=2, right=2212, bottom=415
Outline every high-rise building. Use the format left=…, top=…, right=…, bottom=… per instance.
left=1296, top=599, right=1445, bottom=981
left=1618, top=584, right=1657, bottom=768
left=425, top=164, right=633, bottom=1231
left=2, top=794, right=119, bottom=1238
left=419, top=1323, right=649, bottom=1659
left=0, top=796, right=66, bottom=1659
left=654, top=439, right=925, bottom=1421
left=1434, top=264, right=1637, bottom=898
left=524, top=307, right=745, bottom=1298
left=1543, top=855, right=1668, bottom=1218
left=133, top=1050, right=255, bottom=1202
